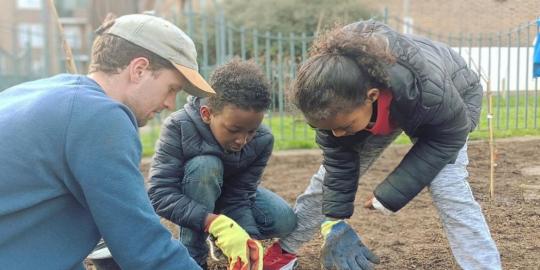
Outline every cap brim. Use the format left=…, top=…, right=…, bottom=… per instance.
left=174, top=64, right=215, bottom=97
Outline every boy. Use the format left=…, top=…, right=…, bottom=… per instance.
left=148, top=59, right=297, bottom=269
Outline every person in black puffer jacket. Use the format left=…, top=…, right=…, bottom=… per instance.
left=263, top=21, right=501, bottom=270
left=148, top=59, right=296, bottom=269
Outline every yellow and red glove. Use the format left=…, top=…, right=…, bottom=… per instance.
left=206, top=215, right=263, bottom=270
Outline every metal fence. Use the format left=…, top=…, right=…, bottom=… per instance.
left=162, top=9, right=540, bottom=144
left=2, top=8, right=540, bottom=149
left=384, top=13, right=540, bottom=132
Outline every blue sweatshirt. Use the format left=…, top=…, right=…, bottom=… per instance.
left=0, top=74, right=200, bottom=270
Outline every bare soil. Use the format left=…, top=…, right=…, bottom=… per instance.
left=140, top=137, right=540, bottom=270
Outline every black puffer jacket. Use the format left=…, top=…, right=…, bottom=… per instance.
left=318, top=20, right=482, bottom=217
left=147, top=97, right=274, bottom=232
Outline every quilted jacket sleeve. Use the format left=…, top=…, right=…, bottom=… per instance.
left=317, top=130, right=372, bottom=219
left=374, top=85, right=472, bottom=212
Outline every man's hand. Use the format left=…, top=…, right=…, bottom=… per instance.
left=206, top=215, right=263, bottom=270
left=320, top=220, right=380, bottom=270
left=364, top=195, right=394, bottom=215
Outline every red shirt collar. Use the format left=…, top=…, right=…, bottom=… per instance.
left=365, top=89, right=398, bottom=136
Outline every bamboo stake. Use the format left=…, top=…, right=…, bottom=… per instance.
left=468, top=52, right=496, bottom=199
left=486, top=80, right=495, bottom=199
left=47, top=0, right=78, bottom=74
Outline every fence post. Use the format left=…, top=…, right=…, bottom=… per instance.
left=219, top=11, right=226, bottom=64
left=227, top=26, right=233, bottom=58
left=516, top=25, right=521, bottom=129
left=214, top=12, right=221, bottom=66
left=525, top=22, right=531, bottom=128
left=26, top=29, right=33, bottom=76
left=301, top=32, right=308, bottom=139
left=277, top=32, right=284, bottom=140
left=488, top=34, right=493, bottom=123
left=289, top=32, right=297, bottom=140
left=535, top=19, right=539, bottom=129
left=253, top=29, right=259, bottom=64
left=186, top=0, right=194, bottom=37
left=478, top=33, right=483, bottom=129
left=497, top=32, right=502, bottom=128
left=41, top=0, right=51, bottom=76
left=506, top=30, right=511, bottom=129
left=201, top=12, right=209, bottom=79
left=265, top=31, right=272, bottom=130
left=240, top=26, right=246, bottom=60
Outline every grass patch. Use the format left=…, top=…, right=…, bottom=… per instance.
left=141, top=91, right=540, bottom=156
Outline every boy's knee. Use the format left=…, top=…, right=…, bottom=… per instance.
left=185, top=155, right=223, bottom=184
left=191, top=155, right=223, bottom=169
left=270, top=207, right=297, bottom=238
left=281, top=208, right=298, bottom=236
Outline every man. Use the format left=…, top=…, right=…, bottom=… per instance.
left=0, top=14, right=214, bottom=270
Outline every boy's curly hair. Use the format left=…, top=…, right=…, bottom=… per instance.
left=208, top=58, right=271, bottom=113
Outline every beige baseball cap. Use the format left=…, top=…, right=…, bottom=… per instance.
left=106, top=14, right=215, bottom=97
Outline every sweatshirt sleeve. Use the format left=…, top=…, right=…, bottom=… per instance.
left=64, top=94, right=200, bottom=270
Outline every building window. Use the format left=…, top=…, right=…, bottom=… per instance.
left=63, top=26, right=82, bottom=50
left=17, top=0, right=42, bottom=9
left=31, top=55, right=44, bottom=74
left=18, top=24, right=44, bottom=49
left=57, top=0, right=89, bottom=17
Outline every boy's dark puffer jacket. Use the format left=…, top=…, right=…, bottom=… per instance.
left=148, top=97, right=273, bottom=232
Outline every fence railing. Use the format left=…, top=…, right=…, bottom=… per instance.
left=2, top=7, right=539, bottom=151
left=160, top=9, right=540, bottom=147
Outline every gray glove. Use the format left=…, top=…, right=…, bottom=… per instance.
left=320, top=220, right=380, bottom=270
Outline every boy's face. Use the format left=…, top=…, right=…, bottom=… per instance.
left=201, top=104, right=265, bottom=152
left=307, top=88, right=379, bottom=137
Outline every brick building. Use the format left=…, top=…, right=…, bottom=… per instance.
left=0, top=0, right=208, bottom=77
left=364, top=0, right=539, bottom=36
left=0, top=0, right=537, bottom=79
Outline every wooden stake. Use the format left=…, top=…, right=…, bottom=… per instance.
left=468, top=54, right=496, bottom=200
left=486, top=80, right=495, bottom=199
left=47, top=0, right=78, bottom=74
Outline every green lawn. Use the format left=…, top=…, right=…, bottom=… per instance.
left=141, top=91, right=540, bottom=156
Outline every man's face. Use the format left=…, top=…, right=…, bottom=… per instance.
left=202, top=104, right=265, bottom=152
left=125, top=68, right=186, bottom=127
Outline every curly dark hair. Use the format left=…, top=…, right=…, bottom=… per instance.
left=208, top=58, right=271, bottom=113
left=292, top=20, right=397, bottom=121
